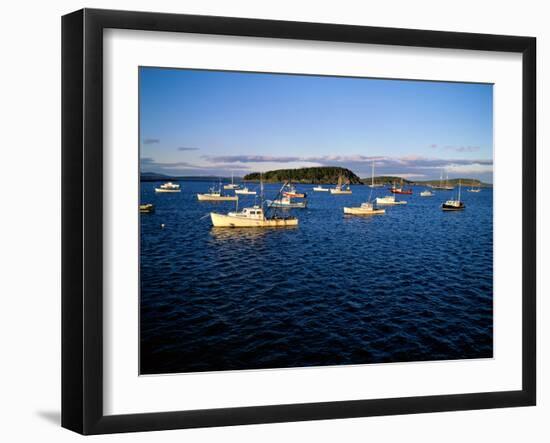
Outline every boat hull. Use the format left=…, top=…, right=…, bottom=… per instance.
left=375, top=199, right=407, bottom=205
left=330, top=189, right=352, bottom=195
left=197, top=194, right=238, bottom=201
left=267, top=200, right=307, bottom=208
left=235, top=191, right=257, bottom=195
left=343, top=207, right=385, bottom=215
left=390, top=189, right=413, bottom=194
left=441, top=203, right=465, bottom=211
left=210, top=213, right=298, bottom=228
left=313, top=188, right=329, bottom=192
left=155, top=188, right=181, bottom=193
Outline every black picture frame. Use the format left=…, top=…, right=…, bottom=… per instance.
left=62, top=8, right=536, bottom=435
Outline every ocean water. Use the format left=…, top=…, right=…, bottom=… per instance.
left=140, top=181, right=493, bottom=374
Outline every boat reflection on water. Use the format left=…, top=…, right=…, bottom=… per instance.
left=209, top=225, right=298, bottom=243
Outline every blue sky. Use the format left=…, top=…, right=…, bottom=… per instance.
left=140, top=67, right=493, bottom=182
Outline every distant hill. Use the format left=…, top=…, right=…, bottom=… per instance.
left=244, top=167, right=362, bottom=184
left=360, top=176, right=413, bottom=185
left=412, top=178, right=492, bottom=187
left=140, top=172, right=239, bottom=182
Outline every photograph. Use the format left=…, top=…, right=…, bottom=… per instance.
left=138, top=67, right=494, bottom=375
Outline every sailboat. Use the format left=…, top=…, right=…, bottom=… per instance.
left=210, top=174, right=298, bottom=227
left=197, top=180, right=239, bottom=201
left=467, top=180, right=481, bottom=193
left=441, top=180, right=466, bottom=211
left=368, top=160, right=384, bottom=188
left=223, top=172, right=239, bottom=190
left=330, top=174, right=352, bottom=194
left=431, top=170, right=454, bottom=191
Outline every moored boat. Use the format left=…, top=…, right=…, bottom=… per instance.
left=344, top=202, right=385, bottom=216
left=266, top=195, right=307, bottom=208
left=282, top=182, right=306, bottom=198
left=375, top=195, right=407, bottom=205
left=430, top=170, right=454, bottom=190
left=368, top=160, right=384, bottom=188
left=330, top=174, right=352, bottom=194
left=441, top=180, right=466, bottom=211
left=467, top=180, right=481, bottom=193
left=420, top=190, right=434, bottom=197
left=223, top=172, right=240, bottom=190
left=139, top=203, right=155, bottom=213
left=210, top=206, right=298, bottom=228
left=197, top=181, right=238, bottom=201
left=389, top=179, right=413, bottom=194
left=313, top=185, right=329, bottom=192
left=235, top=187, right=257, bottom=195
left=155, top=182, right=181, bottom=193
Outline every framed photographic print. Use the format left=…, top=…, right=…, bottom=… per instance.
left=62, top=8, right=536, bottom=435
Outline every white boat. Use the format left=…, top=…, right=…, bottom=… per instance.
left=155, top=182, right=181, bottom=193
left=223, top=172, right=240, bottom=190
left=368, top=160, right=384, bottom=188
left=442, top=180, right=466, bottom=211
left=344, top=202, right=385, bottom=216
left=210, top=174, right=298, bottom=228
left=266, top=195, right=307, bottom=208
left=330, top=175, right=352, bottom=194
left=420, top=190, right=434, bottom=197
left=375, top=195, right=407, bottom=205
left=313, top=185, right=329, bottom=192
left=467, top=180, right=481, bottom=193
left=197, top=181, right=238, bottom=201
left=211, top=206, right=297, bottom=228
left=235, top=187, right=257, bottom=195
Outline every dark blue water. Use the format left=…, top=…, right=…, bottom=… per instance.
left=140, top=181, right=493, bottom=374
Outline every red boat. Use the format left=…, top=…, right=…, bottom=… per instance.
left=390, top=187, right=413, bottom=195
left=389, top=179, right=413, bottom=194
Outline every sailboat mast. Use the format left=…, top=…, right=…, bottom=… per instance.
left=371, top=160, right=375, bottom=186
left=458, top=180, right=462, bottom=201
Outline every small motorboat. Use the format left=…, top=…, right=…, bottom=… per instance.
left=389, top=179, right=413, bottom=194
left=420, top=190, right=434, bottom=197
left=197, top=181, right=238, bottom=201
left=313, top=185, right=329, bottom=192
left=235, top=187, right=257, bottom=195
left=266, top=196, right=307, bottom=208
left=282, top=182, right=306, bottom=198
left=344, top=202, right=385, bottom=216
left=155, top=182, right=181, bottom=193
left=139, top=203, right=154, bottom=213
left=223, top=172, right=240, bottom=190
left=375, top=195, right=407, bottom=205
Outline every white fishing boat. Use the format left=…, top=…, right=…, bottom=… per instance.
left=266, top=195, right=307, bottom=208
left=467, top=180, right=481, bottom=193
left=442, top=180, right=466, bottom=211
left=197, top=181, right=238, bottom=201
left=330, top=175, right=352, bottom=194
left=420, top=190, right=434, bottom=197
left=283, top=182, right=306, bottom=198
left=313, top=185, right=329, bottom=192
left=375, top=195, right=407, bottom=205
left=210, top=174, right=298, bottom=228
left=368, top=160, right=384, bottom=188
left=235, top=187, right=257, bottom=195
left=223, top=172, right=240, bottom=190
left=139, top=203, right=154, bottom=213
left=344, top=202, right=385, bottom=216
left=211, top=206, right=298, bottom=228
left=154, top=182, right=181, bottom=193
